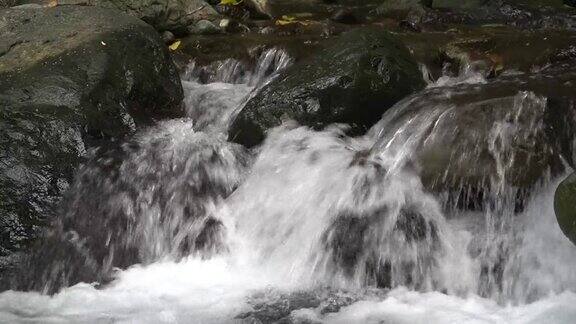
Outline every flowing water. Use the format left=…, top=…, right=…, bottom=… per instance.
left=0, top=49, right=576, bottom=323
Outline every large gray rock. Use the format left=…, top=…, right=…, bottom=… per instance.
left=0, top=6, right=183, bottom=260
left=2, top=0, right=220, bottom=33
left=229, top=28, right=426, bottom=147
left=93, top=0, right=220, bottom=34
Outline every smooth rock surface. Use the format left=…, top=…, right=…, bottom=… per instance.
left=0, top=6, right=183, bottom=260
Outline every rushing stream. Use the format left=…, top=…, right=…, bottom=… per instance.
left=1, top=49, right=576, bottom=323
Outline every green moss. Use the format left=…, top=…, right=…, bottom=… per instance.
left=554, top=173, right=576, bottom=246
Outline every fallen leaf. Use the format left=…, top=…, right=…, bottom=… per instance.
left=276, top=15, right=297, bottom=26
left=169, top=40, right=181, bottom=51
left=219, top=0, right=243, bottom=5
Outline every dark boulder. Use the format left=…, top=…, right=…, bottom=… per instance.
left=229, top=28, right=426, bottom=147
left=0, top=6, right=183, bottom=266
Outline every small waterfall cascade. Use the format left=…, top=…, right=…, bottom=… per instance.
left=180, top=48, right=292, bottom=133
left=1, top=56, right=575, bottom=323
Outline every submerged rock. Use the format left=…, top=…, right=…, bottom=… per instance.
left=0, top=6, right=183, bottom=268
left=554, top=172, right=576, bottom=245
left=229, top=28, right=425, bottom=147
left=4, top=122, right=250, bottom=293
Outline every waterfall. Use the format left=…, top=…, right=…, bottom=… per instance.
left=0, top=52, right=575, bottom=323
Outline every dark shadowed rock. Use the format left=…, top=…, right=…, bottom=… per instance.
left=331, top=8, right=359, bottom=24
left=229, top=28, right=426, bottom=147
left=0, top=6, right=183, bottom=268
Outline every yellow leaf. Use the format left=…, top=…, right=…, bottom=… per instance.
left=276, top=15, right=297, bottom=26
left=169, top=40, right=181, bottom=51
left=219, top=0, right=243, bottom=5
left=48, top=0, right=58, bottom=7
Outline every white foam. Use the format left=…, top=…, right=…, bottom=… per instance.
left=317, top=288, right=576, bottom=324
left=0, top=258, right=272, bottom=323
left=1, top=262, right=575, bottom=323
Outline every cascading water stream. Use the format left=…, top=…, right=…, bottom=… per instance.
left=0, top=50, right=575, bottom=323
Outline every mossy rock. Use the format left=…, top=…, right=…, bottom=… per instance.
left=554, top=172, right=576, bottom=245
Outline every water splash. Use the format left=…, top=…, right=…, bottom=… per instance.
left=182, top=48, right=292, bottom=86
left=182, top=48, right=293, bottom=133
left=0, top=55, right=575, bottom=322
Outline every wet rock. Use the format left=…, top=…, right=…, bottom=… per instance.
left=371, top=62, right=576, bottom=198
left=6, top=1, right=221, bottom=33
left=0, top=6, right=183, bottom=272
left=244, top=0, right=327, bottom=18
left=190, top=19, right=221, bottom=34
left=375, top=0, right=430, bottom=21
left=94, top=0, right=220, bottom=34
left=0, top=0, right=18, bottom=8
left=3, top=124, right=250, bottom=293
left=161, top=30, right=176, bottom=44
left=229, top=28, right=425, bottom=147
left=330, top=8, right=359, bottom=24
left=424, top=0, right=576, bottom=30
left=554, top=172, right=576, bottom=245
left=432, top=0, right=484, bottom=9
left=237, top=288, right=384, bottom=323
left=324, top=203, right=441, bottom=289
left=259, top=26, right=276, bottom=34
